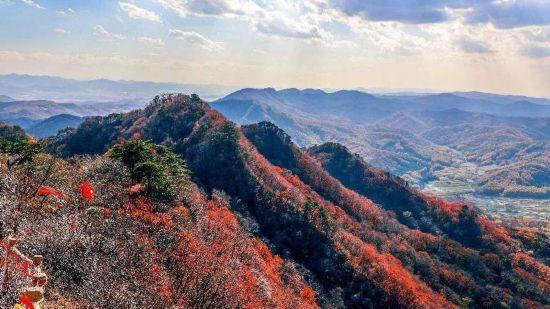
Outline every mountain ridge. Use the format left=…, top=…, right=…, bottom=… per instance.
left=41, top=93, right=549, bottom=307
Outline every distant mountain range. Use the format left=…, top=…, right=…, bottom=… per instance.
left=26, top=114, right=84, bottom=138
left=0, top=98, right=144, bottom=131
left=213, top=88, right=550, bottom=199
left=0, top=73, right=240, bottom=102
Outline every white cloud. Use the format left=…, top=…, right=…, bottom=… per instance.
left=19, top=0, right=44, bottom=9
left=56, top=8, right=74, bottom=16
left=169, top=29, right=222, bottom=51
left=137, top=36, right=165, bottom=47
left=156, top=0, right=347, bottom=47
left=93, top=25, right=125, bottom=41
left=255, top=15, right=325, bottom=40
left=154, top=0, right=262, bottom=19
left=119, top=2, right=161, bottom=22
left=153, top=0, right=188, bottom=18
left=55, top=28, right=70, bottom=35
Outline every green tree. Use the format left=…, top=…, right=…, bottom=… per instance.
left=110, top=140, right=189, bottom=203
left=0, top=138, right=43, bottom=169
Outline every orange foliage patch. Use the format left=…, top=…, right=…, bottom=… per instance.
left=123, top=197, right=173, bottom=228
left=511, top=253, right=550, bottom=294
left=423, top=193, right=468, bottom=223
left=477, top=216, right=513, bottom=244
left=335, top=230, right=454, bottom=308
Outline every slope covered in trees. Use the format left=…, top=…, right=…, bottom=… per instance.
left=3, top=94, right=547, bottom=308
left=1, top=134, right=315, bottom=308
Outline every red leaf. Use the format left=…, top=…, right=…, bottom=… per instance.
left=80, top=181, right=96, bottom=201
left=19, top=294, right=35, bottom=309
left=37, top=186, right=69, bottom=200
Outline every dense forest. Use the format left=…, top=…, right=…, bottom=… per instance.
left=1, top=94, right=548, bottom=308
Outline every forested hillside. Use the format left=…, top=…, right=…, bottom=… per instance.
left=1, top=94, right=544, bottom=307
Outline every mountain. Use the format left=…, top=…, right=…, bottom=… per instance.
left=29, top=93, right=549, bottom=307
left=26, top=114, right=84, bottom=138
left=1, top=126, right=316, bottom=308
left=453, top=91, right=550, bottom=105
left=0, top=95, right=15, bottom=102
left=216, top=88, right=550, bottom=123
left=0, top=73, right=239, bottom=102
left=386, top=93, right=550, bottom=118
left=0, top=99, right=144, bottom=130
left=214, top=88, right=550, bottom=198
left=216, top=87, right=403, bottom=124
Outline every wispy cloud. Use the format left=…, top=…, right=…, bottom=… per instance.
left=55, top=28, right=70, bottom=35
left=56, top=8, right=75, bottom=16
left=154, top=0, right=262, bottom=19
left=119, top=2, right=161, bottom=22
left=169, top=29, right=222, bottom=51
left=93, top=25, right=125, bottom=41
left=137, top=36, right=165, bottom=47
left=19, top=0, right=44, bottom=9
left=255, top=16, right=326, bottom=40
left=156, top=0, right=341, bottom=46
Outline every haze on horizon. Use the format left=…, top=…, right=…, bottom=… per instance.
left=0, top=0, right=549, bottom=97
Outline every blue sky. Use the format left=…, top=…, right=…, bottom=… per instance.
left=0, top=0, right=549, bottom=96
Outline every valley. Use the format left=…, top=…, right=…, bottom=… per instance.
left=424, top=163, right=550, bottom=233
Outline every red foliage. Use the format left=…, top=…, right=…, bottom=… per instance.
left=423, top=193, right=468, bottom=222
left=477, top=216, right=513, bottom=244
left=129, top=183, right=146, bottom=195
left=335, top=230, right=453, bottom=308
left=19, top=294, right=34, bottom=309
left=36, top=186, right=69, bottom=200
left=80, top=181, right=95, bottom=201
left=122, top=197, right=173, bottom=228
left=439, top=268, right=474, bottom=292
left=300, top=286, right=316, bottom=305
left=510, top=253, right=550, bottom=293
left=103, top=208, right=112, bottom=218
